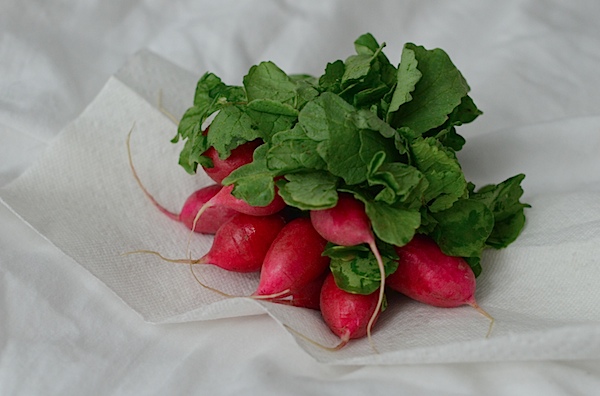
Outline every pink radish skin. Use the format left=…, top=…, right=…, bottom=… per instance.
left=203, top=139, right=262, bottom=184
left=168, top=184, right=237, bottom=234
left=211, top=184, right=287, bottom=216
left=254, top=218, right=330, bottom=297
left=388, top=234, right=478, bottom=307
left=388, top=234, right=494, bottom=333
left=320, top=272, right=381, bottom=344
left=196, top=213, right=286, bottom=272
left=126, top=131, right=236, bottom=234
left=274, top=272, right=328, bottom=310
left=309, top=193, right=386, bottom=344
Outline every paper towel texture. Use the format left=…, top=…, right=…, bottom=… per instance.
left=1, top=50, right=599, bottom=364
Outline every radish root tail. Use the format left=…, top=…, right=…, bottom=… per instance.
left=283, top=324, right=349, bottom=351
left=126, top=126, right=179, bottom=221
left=188, top=264, right=291, bottom=300
left=469, top=300, right=495, bottom=338
left=122, top=249, right=200, bottom=264
left=157, top=90, right=180, bottom=125
left=367, top=240, right=384, bottom=355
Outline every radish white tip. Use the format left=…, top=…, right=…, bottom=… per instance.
left=157, top=89, right=179, bottom=125
left=366, top=239, right=384, bottom=355
left=283, top=324, right=349, bottom=351
left=469, top=300, right=495, bottom=338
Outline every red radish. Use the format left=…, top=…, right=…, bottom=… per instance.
left=190, top=184, right=286, bottom=233
left=202, top=139, right=262, bottom=184
left=309, top=193, right=386, bottom=344
left=254, top=218, right=330, bottom=298
left=320, top=272, right=381, bottom=347
left=126, top=130, right=237, bottom=234
left=177, top=185, right=238, bottom=233
left=273, top=272, right=328, bottom=310
left=198, top=213, right=285, bottom=272
left=142, top=213, right=286, bottom=273
left=388, top=235, right=494, bottom=330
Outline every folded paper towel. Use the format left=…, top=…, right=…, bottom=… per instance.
left=1, top=50, right=599, bottom=364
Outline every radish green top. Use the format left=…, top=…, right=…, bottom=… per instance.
left=172, top=33, right=529, bottom=283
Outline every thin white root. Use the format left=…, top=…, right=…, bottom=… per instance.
left=188, top=264, right=291, bottom=300
left=126, top=126, right=179, bottom=221
left=122, top=249, right=200, bottom=264
left=469, top=301, right=495, bottom=338
left=157, top=89, right=180, bottom=125
left=185, top=199, right=213, bottom=259
left=283, top=324, right=349, bottom=351
left=367, top=240, right=384, bottom=355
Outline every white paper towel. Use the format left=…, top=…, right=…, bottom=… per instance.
left=1, top=50, right=599, bottom=364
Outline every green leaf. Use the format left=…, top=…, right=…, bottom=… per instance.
left=425, top=95, right=482, bottom=151
left=221, top=144, right=277, bottom=207
left=276, top=171, right=339, bottom=210
left=387, top=46, right=422, bottom=118
left=243, top=61, right=297, bottom=106
left=267, top=125, right=327, bottom=173
left=350, top=109, right=397, bottom=139
left=410, top=137, right=467, bottom=212
left=391, top=43, right=470, bottom=134
left=464, top=256, right=482, bottom=278
left=293, top=78, right=320, bottom=110
left=319, top=60, right=345, bottom=93
left=322, top=240, right=399, bottom=261
left=434, top=127, right=466, bottom=152
left=431, top=199, right=495, bottom=258
left=173, top=73, right=247, bottom=173
left=192, top=72, right=246, bottom=108
left=470, top=174, right=530, bottom=249
left=342, top=53, right=378, bottom=87
left=246, top=99, right=299, bottom=116
left=367, top=152, right=428, bottom=206
left=245, top=110, right=296, bottom=142
left=363, top=199, right=421, bottom=247
left=207, top=105, right=261, bottom=159
left=176, top=128, right=209, bottom=174
left=322, top=243, right=370, bottom=260
left=354, top=33, right=381, bottom=55
left=329, top=250, right=398, bottom=295
left=299, top=92, right=369, bottom=185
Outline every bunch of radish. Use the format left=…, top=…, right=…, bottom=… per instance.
left=129, top=33, right=529, bottom=350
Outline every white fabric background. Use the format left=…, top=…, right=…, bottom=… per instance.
left=2, top=0, right=600, bottom=394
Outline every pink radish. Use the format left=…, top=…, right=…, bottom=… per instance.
left=142, top=213, right=286, bottom=273
left=126, top=130, right=237, bottom=234
left=320, top=272, right=381, bottom=347
left=198, top=213, right=286, bottom=272
left=202, top=138, right=262, bottom=184
left=273, top=272, right=328, bottom=310
left=388, top=234, right=494, bottom=330
left=177, top=185, right=238, bottom=233
left=309, top=193, right=386, bottom=345
left=190, top=184, right=286, bottom=233
left=254, top=218, right=330, bottom=297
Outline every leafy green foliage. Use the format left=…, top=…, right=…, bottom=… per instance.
left=324, top=241, right=399, bottom=295
left=174, top=33, right=529, bottom=288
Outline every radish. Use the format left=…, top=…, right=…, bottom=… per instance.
left=254, top=218, right=330, bottom=298
left=126, top=129, right=237, bottom=234
left=388, top=234, right=494, bottom=332
left=272, top=272, right=328, bottom=310
left=320, top=272, right=381, bottom=348
left=309, top=193, right=386, bottom=345
left=188, top=184, right=287, bottom=235
left=177, top=185, right=238, bottom=233
left=138, top=213, right=286, bottom=273
left=202, top=139, right=262, bottom=184
left=197, top=213, right=286, bottom=272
